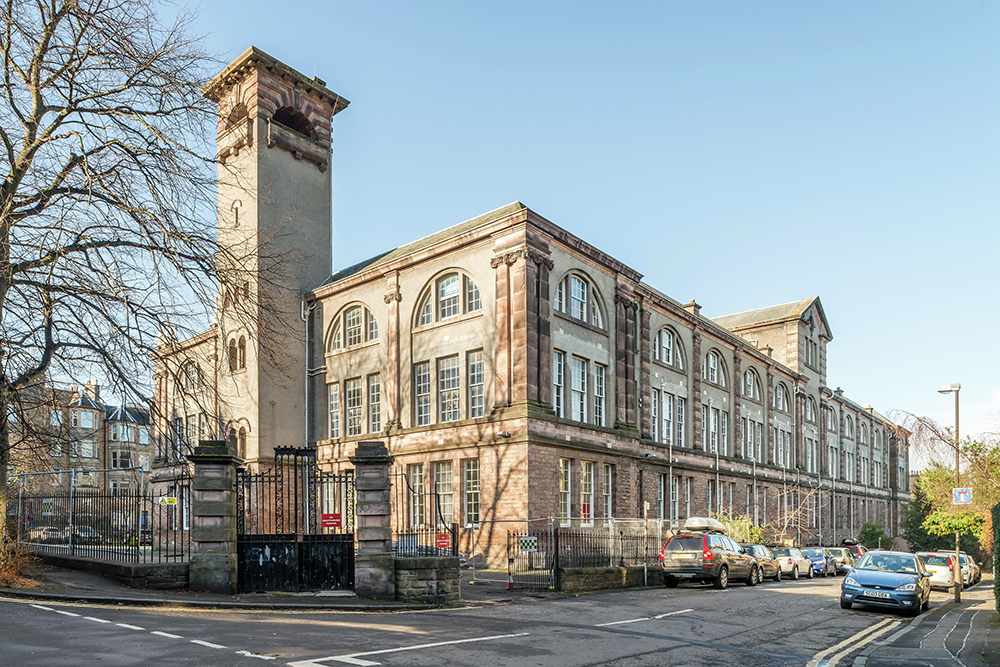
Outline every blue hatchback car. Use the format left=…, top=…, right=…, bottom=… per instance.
left=841, top=551, right=932, bottom=616
left=800, top=547, right=837, bottom=576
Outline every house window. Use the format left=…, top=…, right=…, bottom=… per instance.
left=657, top=474, right=666, bottom=520
left=710, top=408, right=719, bottom=453
left=570, top=357, right=587, bottom=422
left=80, top=438, right=95, bottom=458
left=554, top=274, right=604, bottom=328
left=743, top=370, right=762, bottom=401
left=464, top=459, right=480, bottom=525
left=434, top=461, right=453, bottom=526
left=774, top=384, right=790, bottom=412
left=51, top=409, right=62, bottom=427
left=80, top=412, right=94, bottom=429
left=806, top=396, right=817, bottom=423
left=138, top=428, right=148, bottom=445
left=603, top=464, right=613, bottom=519
left=844, top=415, right=855, bottom=440
left=70, top=439, right=80, bottom=457
left=559, top=459, right=571, bottom=524
left=71, top=411, right=79, bottom=427
left=328, top=383, right=340, bottom=439
left=581, top=461, right=594, bottom=525
left=654, top=329, right=674, bottom=365
left=677, top=398, right=685, bottom=447
left=663, top=393, right=674, bottom=446
left=414, top=362, right=431, bottom=426
left=111, top=423, right=119, bottom=441
left=670, top=475, right=679, bottom=520
left=468, top=351, right=484, bottom=418
left=346, top=378, right=363, bottom=436
left=366, top=310, right=379, bottom=342
left=368, top=373, right=381, bottom=433
left=408, top=463, right=425, bottom=528
left=593, top=364, right=606, bottom=427
left=720, top=411, right=728, bottom=456
left=238, top=336, right=247, bottom=369
left=570, top=276, right=587, bottom=321
left=651, top=388, right=659, bottom=441
left=684, top=477, right=691, bottom=518
left=329, top=305, right=379, bottom=351
left=701, top=405, right=708, bottom=450
left=552, top=351, right=565, bottom=418
left=417, top=273, right=482, bottom=326
left=438, top=356, right=460, bottom=422
left=345, top=307, right=363, bottom=346
left=183, top=362, right=201, bottom=391
left=826, top=407, right=838, bottom=432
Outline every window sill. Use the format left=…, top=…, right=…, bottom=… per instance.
left=413, top=309, right=484, bottom=334
left=651, top=358, right=685, bottom=374
left=553, top=310, right=608, bottom=336
left=327, top=338, right=380, bottom=357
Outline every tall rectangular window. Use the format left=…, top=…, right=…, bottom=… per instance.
left=571, top=357, right=587, bottom=422
left=415, top=362, right=431, bottom=426
left=464, top=459, right=480, bottom=525
left=346, top=378, right=363, bottom=436
left=345, top=307, right=363, bottom=346
left=701, top=405, right=708, bottom=450
left=439, top=274, right=460, bottom=319
left=593, top=364, right=606, bottom=427
left=650, top=388, right=659, bottom=441
left=368, top=373, right=381, bottom=433
left=684, top=477, right=691, bottom=518
left=663, top=393, right=674, bottom=447
left=438, top=356, right=460, bottom=422
left=408, top=463, right=425, bottom=528
left=468, top=351, right=484, bottom=418
left=570, top=276, right=587, bottom=321
left=657, top=474, right=666, bottom=519
left=677, top=398, right=685, bottom=447
left=670, top=475, right=679, bottom=520
left=553, top=351, right=565, bottom=418
left=755, top=422, right=763, bottom=462
left=559, top=459, right=571, bottom=524
left=742, top=416, right=749, bottom=459
left=71, top=411, right=79, bottom=427
left=603, top=464, right=613, bottom=519
left=710, top=408, right=719, bottom=453
left=434, top=461, right=454, bottom=526
left=80, top=412, right=94, bottom=429
left=465, top=276, right=481, bottom=312
left=51, top=409, right=62, bottom=427
left=581, top=461, right=594, bottom=524
left=80, top=438, right=95, bottom=458
left=328, top=382, right=340, bottom=439
left=720, top=412, right=728, bottom=456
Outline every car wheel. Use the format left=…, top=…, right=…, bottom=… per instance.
left=791, top=566, right=799, bottom=580
left=774, top=566, right=782, bottom=582
left=664, top=575, right=679, bottom=588
left=714, top=566, right=729, bottom=590
left=745, top=566, right=757, bottom=587
left=921, top=597, right=929, bottom=612
left=807, top=566, right=814, bottom=579
left=841, top=599, right=852, bottom=609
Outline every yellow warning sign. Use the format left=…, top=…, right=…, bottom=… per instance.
left=158, top=497, right=177, bottom=505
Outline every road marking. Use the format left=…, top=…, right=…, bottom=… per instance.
left=805, top=618, right=895, bottom=667
left=819, top=620, right=900, bottom=666
left=117, top=623, right=145, bottom=630
left=151, top=631, right=183, bottom=639
left=191, top=639, right=228, bottom=649
left=596, top=608, right=694, bottom=626
left=287, top=632, right=531, bottom=667
left=29, top=605, right=53, bottom=611
left=53, top=610, right=80, bottom=617
left=84, top=616, right=111, bottom=623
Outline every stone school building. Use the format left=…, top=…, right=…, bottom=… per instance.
left=153, top=48, right=910, bottom=564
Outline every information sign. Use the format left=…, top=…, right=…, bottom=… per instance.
left=158, top=497, right=177, bottom=505
left=435, top=533, right=451, bottom=549
left=322, top=513, right=342, bottom=528
left=952, top=488, right=973, bottom=505
left=519, top=536, right=538, bottom=552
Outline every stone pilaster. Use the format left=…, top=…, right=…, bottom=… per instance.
left=766, top=369, right=775, bottom=465
left=384, top=274, right=402, bottom=429
left=187, top=441, right=240, bottom=594
left=492, top=252, right=512, bottom=408
left=691, top=329, right=703, bottom=451
left=639, top=302, right=651, bottom=438
left=614, top=285, right=638, bottom=429
left=350, top=441, right=395, bottom=600
left=732, top=353, right=743, bottom=458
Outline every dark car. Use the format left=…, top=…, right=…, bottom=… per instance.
left=841, top=551, right=932, bottom=616
left=659, top=517, right=760, bottom=590
left=801, top=547, right=837, bottom=576
left=743, top=544, right=782, bottom=581
left=69, top=525, right=103, bottom=545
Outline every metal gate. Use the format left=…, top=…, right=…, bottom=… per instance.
left=506, top=524, right=557, bottom=590
left=236, top=446, right=355, bottom=592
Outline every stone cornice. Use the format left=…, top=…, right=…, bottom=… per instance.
left=491, top=246, right=554, bottom=269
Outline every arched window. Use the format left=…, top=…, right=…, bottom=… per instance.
left=742, top=369, right=762, bottom=401
left=652, top=328, right=684, bottom=370
left=237, top=336, right=247, bottom=369
left=773, top=383, right=790, bottom=412
left=272, top=106, right=317, bottom=139
left=860, top=423, right=869, bottom=445
left=805, top=396, right=818, bottom=423
left=226, top=427, right=237, bottom=451
left=553, top=273, right=605, bottom=329
left=238, top=427, right=247, bottom=457
left=701, top=350, right=726, bottom=387
left=230, top=199, right=242, bottom=228
left=844, top=415, right=855, bottom=439
left=228, top=339, right=238, bottom=371
left=415, top=273, right=482, bottom=327
left=328, top=305, right=379, bottom=351
left=826, top=407, right=838, bottom=432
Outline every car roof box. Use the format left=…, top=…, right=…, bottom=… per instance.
left=683, top=517, right=726, bottom=533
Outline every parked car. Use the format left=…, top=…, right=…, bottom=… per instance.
left=771, top=547, right=814, bottom=580
left=916, top=552, right=958, bottom=591
left=742, top=544, right=782, bottom=581
left=28, top=526, right=64, bottom=543
left=842, top=540, right=868, bottom=559
left=69, top=525, right=103, bottom=545
left=957, top=553, right=976, bottom=587
left=801, top=547, right=837, bottom=577
left=659, top=517, right=760, bottom=589
left=962, top=553, right=982, bottom=584
left=825, top=547, right=856, bottom=575
left=841, top=551, right=932, bottom=616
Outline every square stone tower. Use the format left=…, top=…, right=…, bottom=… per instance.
left=203, top=47, right=349, bottom=465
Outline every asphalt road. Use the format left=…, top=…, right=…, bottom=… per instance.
left=0, top=575, right=971, bottom=667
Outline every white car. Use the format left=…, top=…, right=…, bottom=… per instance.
left=771, top=547, right=814, bottom=580
left=917, top=552, right=957, bottom=591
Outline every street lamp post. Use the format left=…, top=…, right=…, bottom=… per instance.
left=938, top=383, right=961, bottom=604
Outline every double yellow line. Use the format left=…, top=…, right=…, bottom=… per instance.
left=805, top=617, right=902, bottom=667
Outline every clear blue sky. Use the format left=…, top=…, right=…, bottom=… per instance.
left=192, top=1, right=1000, bottom=453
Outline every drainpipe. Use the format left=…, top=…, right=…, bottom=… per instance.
left=301, top=297, right=317, bottom=447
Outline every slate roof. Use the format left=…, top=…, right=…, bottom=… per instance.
left=712, top=296, right=832, bottom=339
left=105, top=405, right=151, bottom=425
left=71, top=392, right=105, bottom=411
left=320, top=202, right=527, bottom=286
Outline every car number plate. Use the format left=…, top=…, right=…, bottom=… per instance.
left=672, top=553, right=695, bottom=558
left=863, top=590, right=891, bottom=599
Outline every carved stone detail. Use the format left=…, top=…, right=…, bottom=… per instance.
left=491, top=247, right=554, bottom=270
left=614, top=293, right=639, bottom=310
left=383, top=289, right=402, bottom=304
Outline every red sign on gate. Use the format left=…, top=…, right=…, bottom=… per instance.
left=435, top=533, right=451, bottom=549
left=322, top=513, right=342, bottom=528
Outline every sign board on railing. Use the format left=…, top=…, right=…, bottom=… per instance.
left=435, top=533, right=451, bottom=549
left=322, top=513, right=342, bottom=528
left=158, top=497, right=177, bottom=505
left=519, top=536, right=538, bottom=552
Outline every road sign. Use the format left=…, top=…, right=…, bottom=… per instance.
left=519, top=536, right=538, bottom=552
left=952, top=488, right=973, bottom=505
left=321, top=513, right=341, bottom=528
left=42, top=499, right=53, bottom=516
left=158, top=497, right=177, bottom=505
left=435, top=533, right=451, bottom=549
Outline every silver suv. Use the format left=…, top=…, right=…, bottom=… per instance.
left=658, top=517, right=760, bottom=590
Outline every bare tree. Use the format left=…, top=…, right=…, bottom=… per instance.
left=0, top=0, right=229, bottom=530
